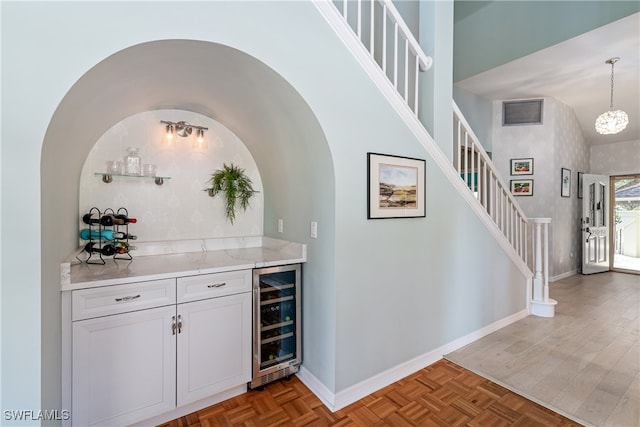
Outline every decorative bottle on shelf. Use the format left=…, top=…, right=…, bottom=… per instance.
left=80, top=229, right=137, bottom=241
left=124, top=147, right=141, bottom=176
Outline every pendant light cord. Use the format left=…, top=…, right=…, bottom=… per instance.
left=609, top=60, right=615, bottom=109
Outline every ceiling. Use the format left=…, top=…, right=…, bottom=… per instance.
left=455, top=13, right=639, bottom=146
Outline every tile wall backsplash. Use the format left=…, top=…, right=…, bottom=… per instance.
left=79, top=110, right=264, bottom=244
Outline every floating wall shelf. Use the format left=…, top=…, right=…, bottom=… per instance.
left=95, top=173, right=170, bottom=186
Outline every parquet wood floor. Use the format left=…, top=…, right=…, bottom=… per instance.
left=159, top=359, right=582, bottom=426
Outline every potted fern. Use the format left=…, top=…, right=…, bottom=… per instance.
left=205, top=163, right=256, bottom=224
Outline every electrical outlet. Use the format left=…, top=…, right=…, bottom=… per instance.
left=278, top=219, right=283, bottom=233
left=310, top=221, right=318, bottom=239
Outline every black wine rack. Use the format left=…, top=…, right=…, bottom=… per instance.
left=79, top=207, right=134, bottom=265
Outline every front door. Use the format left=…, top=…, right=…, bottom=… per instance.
left=582, top=174, right=610, bottom=274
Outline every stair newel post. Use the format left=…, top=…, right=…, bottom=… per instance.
left=532, top=220, right=544, bottom=301
left=543, top=220, right=549, bottom=302
left=529, top=218, right=556, bottom=317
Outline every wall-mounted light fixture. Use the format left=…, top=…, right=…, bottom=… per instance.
left=160, top=120, right=208, bottom=146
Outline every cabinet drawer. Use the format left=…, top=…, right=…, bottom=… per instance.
left=72, top=278, right=176, bottom=321
left=177, top=270, right=251, bottom=303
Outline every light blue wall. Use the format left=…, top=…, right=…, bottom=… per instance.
left=419, top=0, right=454, bottom=159
left=454, top=0, right=640, bottom=82
left=453, top=86, right=494, bottom=152
left=1, top=1, right=528, bottom=423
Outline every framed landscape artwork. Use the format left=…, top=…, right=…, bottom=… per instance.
left=561, top=168, right=571, bottom=198
left=510, top=179, right=533, bottom=196
left=510, top=158, right=534, bottom=175
left=367, top=153, right=425, bottom=219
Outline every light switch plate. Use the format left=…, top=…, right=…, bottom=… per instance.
left=310, top=221, right=318, bottom=238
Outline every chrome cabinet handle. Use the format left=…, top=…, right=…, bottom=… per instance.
left=207, top=282, right=226, bottom=288
left=172, top=316, right=177, bottom=335
left=115, top=294, right=141, bottom=302
left=177, top=314, right=183, bottom=334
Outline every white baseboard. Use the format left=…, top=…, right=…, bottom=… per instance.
left=550, top=270, right=578, bottom=282
left=296, top=308, right=528, bottom=412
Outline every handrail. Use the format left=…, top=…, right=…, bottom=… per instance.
left=453, top=101, right=529, bottom=221
left=453, top=101, right=530, bottom=263
left=453, top=102, right=554, bottom=315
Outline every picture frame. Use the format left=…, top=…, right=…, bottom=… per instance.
left=510, top=158, right=534, bottom=175
left=367, top=152, right=425, bottom=219
left=577, top=172, right=583, bottom=199
left=510, top=179, right=534, bottom=196
left=561, top=168, right=571, bottom=198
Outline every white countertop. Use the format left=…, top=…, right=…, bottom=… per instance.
left=61, top=236, right=306, bottom=291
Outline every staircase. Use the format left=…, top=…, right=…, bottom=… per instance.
left=314, top=0, right=556, bottom=317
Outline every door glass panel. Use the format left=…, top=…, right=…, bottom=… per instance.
left=613, top=176, right=640, bottom=272
left=599, top=182, right=606, bottom=226
left=588, top=183, right=595, bottom=226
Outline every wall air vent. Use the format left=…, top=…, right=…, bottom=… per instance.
left=502, top=99, right=543, bottom=126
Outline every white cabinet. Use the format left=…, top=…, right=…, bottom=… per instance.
left=68, top=271, right=252, bottom=426
left=177, top=293, right=251, bottom=405
left=176, top=270, right=252, bottom=405
left=72, top=305, right=176, bottom=427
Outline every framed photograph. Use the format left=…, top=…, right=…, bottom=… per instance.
left=367, top=152, right=425, bottom=219
left=510, top=179, right=533, bottom=196
left=577, top=172, right=583, bottom=199
left=510, top=158, right=534, bottom=175
left=561, top=168, right=571, bottom=198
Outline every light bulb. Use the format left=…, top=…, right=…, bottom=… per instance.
left=196, top=129, right=205, bottom=144
left=166, top=124, right=174, bottom=140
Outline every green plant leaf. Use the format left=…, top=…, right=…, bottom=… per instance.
left=204, top=163, right=256, bottom=224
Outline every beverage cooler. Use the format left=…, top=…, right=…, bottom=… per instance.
left=249, top=264, right=301, bottom=389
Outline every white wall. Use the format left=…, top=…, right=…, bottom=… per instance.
left=590, top=139, right=640, bottom=176
left=492, top=97, right=589, bottom=278
left=79, top=110, right=264, bottom=241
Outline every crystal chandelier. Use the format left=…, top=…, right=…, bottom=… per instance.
left=595, top=57, right=628, bottom=135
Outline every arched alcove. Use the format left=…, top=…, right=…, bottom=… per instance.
left=41, top=39, right=334, bottom=411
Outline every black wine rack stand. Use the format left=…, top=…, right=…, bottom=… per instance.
left=79, top=207, right=134, bottom=265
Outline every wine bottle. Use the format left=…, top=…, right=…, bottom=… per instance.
left=82, top=213, right=101, bottom=225
left=79, top=229, right=137, bottom=241
left=83, top=214, right=117, bottom=226
left=113, top=214, right=137, bottom=224
left=114, top=241, right=136, bottom=254
left=84, top=242, right=115, bottom=256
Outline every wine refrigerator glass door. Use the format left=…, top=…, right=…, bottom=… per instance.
left=251, top=264, right=301, bottom=388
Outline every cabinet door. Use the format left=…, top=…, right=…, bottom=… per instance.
left=72, top=306, right=176, bottom=426
left=176, top=292, right=251, bottom=406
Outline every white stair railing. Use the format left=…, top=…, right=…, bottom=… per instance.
left=329, top=0, right=432, bottom=115
left=453, top=103, right=556, bottom=316
left=317, top=0, right=554, bottom=317
left=453, top=102, right=530, bottom=262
